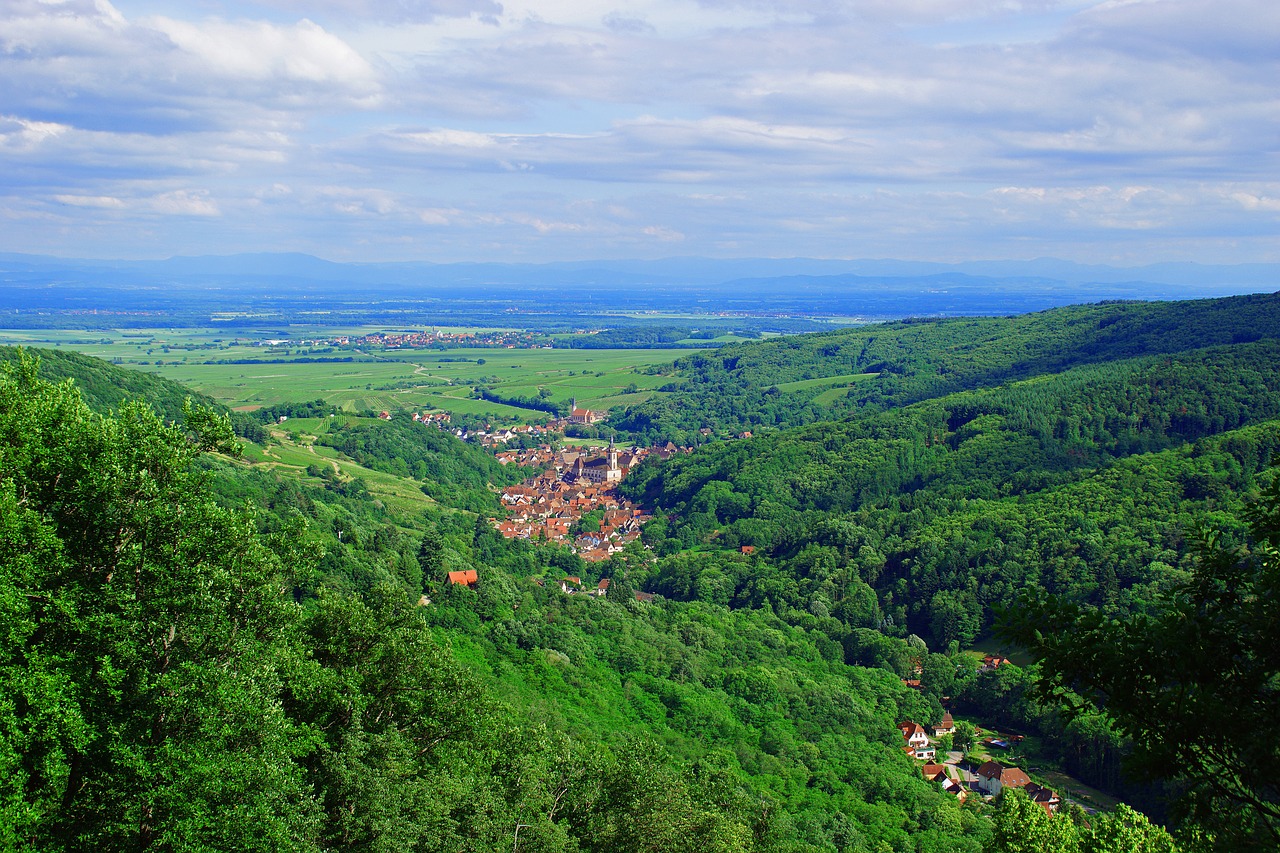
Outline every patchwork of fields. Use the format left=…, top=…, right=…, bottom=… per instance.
left=0, top=327, right=688, bottom=420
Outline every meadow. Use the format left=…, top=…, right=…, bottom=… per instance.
left=0, top=327, right=687, bottom=420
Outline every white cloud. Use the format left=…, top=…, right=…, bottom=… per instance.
left=1, top=0, right=1277, bottom=262
left=53, top=193, right=126, bottom=209
left=1, top=2, right=381, bottom=136
left=0, top=116, right=71, bottom=151
left=145, top=16, right=378, bottom=89
left=252, top=0, right=503, bottom=25
left=149, top=189, right=220, bottom=216
left=53, top=188, right=219, bottom=215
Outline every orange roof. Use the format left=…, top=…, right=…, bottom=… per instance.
left=447, top=569, right=478, bottom=586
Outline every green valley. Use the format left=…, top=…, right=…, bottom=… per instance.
left=3, top=291, right=1279, bottom=851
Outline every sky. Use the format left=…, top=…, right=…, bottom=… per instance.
left=1, top=0, right=1277, bottom=264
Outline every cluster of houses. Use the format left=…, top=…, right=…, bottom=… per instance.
left=402, top=411, right=570, bottom=448
left=899, top=711, right=1060, bottom=813
left=252, top=329, right=545, bottom=349
left=355, top=329, right=544, bottom=349
left=492, top=441, right=691, bottom=561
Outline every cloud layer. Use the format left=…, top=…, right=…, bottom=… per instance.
left=1, top=0, right=1276, bottom=263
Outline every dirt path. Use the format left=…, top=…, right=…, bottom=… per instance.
left=303, top=440, right=342, bottom=475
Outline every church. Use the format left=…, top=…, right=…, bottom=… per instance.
left=569, top=398, right=606, bottom=425
left=570, top=439, right=623, bottom=484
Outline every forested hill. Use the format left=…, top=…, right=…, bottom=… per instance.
left=611, top=299, right=1280, bottom=842
left=623, top=338, right=1280, bottom=640
left=614, top=292, right=1280, bottom=441
left=0, top=344, right=220, bottom=421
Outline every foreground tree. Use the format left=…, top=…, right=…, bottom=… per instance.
left=999, top=472, right=1280, bottom=850
left=987, top=789, right=1175, bottom=853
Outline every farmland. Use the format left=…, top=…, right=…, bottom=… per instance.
left=0, top=326, right=689, bottom=420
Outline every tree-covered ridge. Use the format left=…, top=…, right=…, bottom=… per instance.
left=619, top=337, right=1280, bottom=704
left=998, top=471, right=1280, bottom=851
left=0, top=344, right=221, bottom=422
left=625, top=340, right=1280, bottom=545
left=318, top=416, right=523, bottom=513
left=614, top=293, right=1280, bottom=440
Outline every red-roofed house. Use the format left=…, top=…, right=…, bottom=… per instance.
left=568, top=398, right=605, bottom=424
left=921, top=763, right=948, bottom=783
left=977, top=762, right=1031, bottom=796
left=447, top=569, right=478, bottom=588
left=899, top=721, right=930, bottom=749
left=1024, top=783, right=1060, bottom=813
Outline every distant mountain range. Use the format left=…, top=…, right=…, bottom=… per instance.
left=0, top=252, right=1274, bottom=323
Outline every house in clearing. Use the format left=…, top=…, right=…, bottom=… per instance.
left=446, top=569, right=479, bottom=589
left=1024, top=783, right=1060, bottom=814
left=904, top=744, right=937, bottom=761
left=941, top=778, right=968, bottom=802
left=934, top=711, right=956, bottom=737
left=920, top=763, right=948, bottom=783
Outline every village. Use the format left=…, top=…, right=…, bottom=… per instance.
left=898, top=655, right=1067, bottom=816
left=401, top=399, right=690, bottom=562
left=252, top=328, right=550, bottom=350
left=491, top=432, right=691, bottom=561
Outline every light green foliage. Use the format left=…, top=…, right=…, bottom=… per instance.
left=989, top=789, right=1081, bottom=853
left=988, top=790, right=1177, bottom=853
left=1086, top=805, right=1178, bottom=853
left=0, top=352, right=319, bottom=849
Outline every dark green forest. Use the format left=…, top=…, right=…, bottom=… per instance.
left=614, top=294, right=1280, bottom=442
left=4, top=292, right=1279, bottom=852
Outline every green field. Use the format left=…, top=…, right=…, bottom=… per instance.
left=772, top=372, right=878, bottom=392
left=0, top=328, right=688, bottom=421
left=233, top=419, right=440, bottom=517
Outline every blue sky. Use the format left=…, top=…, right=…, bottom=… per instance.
left=2, top=0, right=1277, bottom=264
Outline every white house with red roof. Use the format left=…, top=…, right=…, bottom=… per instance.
left=899, top=721, right=930, bottom=749
left=976, top=762, right=1031, bottom=796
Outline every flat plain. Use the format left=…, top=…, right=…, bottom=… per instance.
left=0, top=327, right=688, bottom=419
